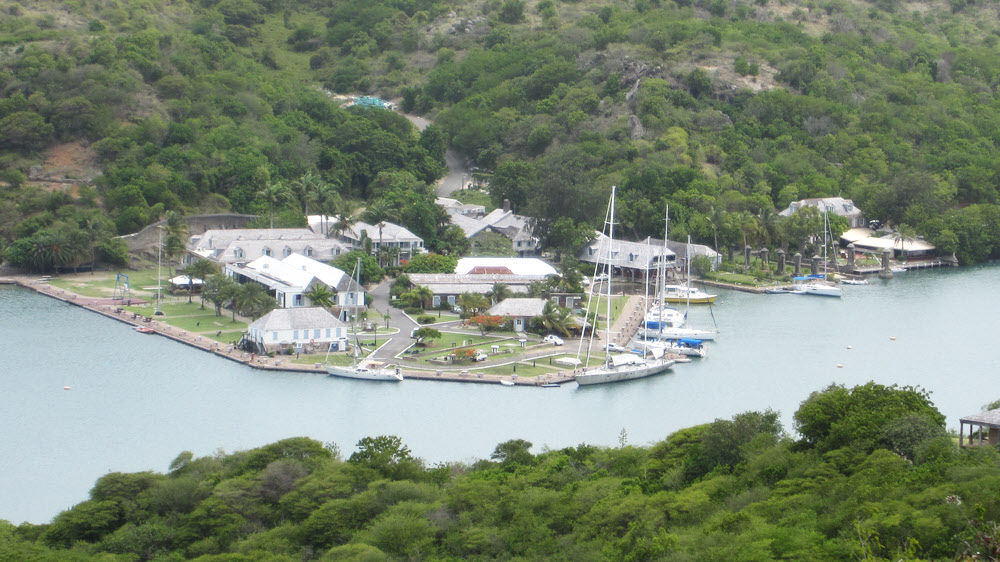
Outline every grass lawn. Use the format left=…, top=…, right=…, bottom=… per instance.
left=207, top=330, right=246, bottom=344
left=291, top=353, right=355, bottom=366
left=470, top=362, right=564, bottom=378
left=705, top=271, right=761, bottom=285
left=583, top=294, right=629, bottom=329
left=169, top=315, right=247, bottom=333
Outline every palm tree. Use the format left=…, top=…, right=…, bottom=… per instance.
left=164, top=211, right=189, bottom=278
left=80, top=214, right=109, bottom=275
left=457, top=292, right=488, bottom=315
left=308, top=181, right=337, bottom=235
left=235, top=283, right=275, bottom=320
left=411, top=285, right=434, bottom=310
left=258, top=180, right=290, bottom=229
left=363, top=199, right=399, bottom=267
left=487, top=283, right=512, bottom=305
left=185, top=259, right=219, bottom=306
left=333, top=200, right=359, bottom=238
left=31, top=230, right=70, bottom=273
left=292, top=171, right=320, bottom=216
left=203, top=274, right=238, bottom=317
left=305, top=282, right=336, bottom=309
left=758, top=207, right=782, bottom=249
left=540, top=300, right=573, bottom=336
left=892, top=223, right=918, bottom=262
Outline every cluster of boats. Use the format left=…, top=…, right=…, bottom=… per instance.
left=574, top=190, right=717, bottom=386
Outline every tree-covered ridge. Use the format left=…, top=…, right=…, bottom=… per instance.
left=4, top=382, right=1000, bottom=560
left=4, top=0, right=1000, bottom=267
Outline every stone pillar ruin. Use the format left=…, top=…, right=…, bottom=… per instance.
left=879, top=248, right=894, bottom=279
left=744, top=245, right=752, bottom=269
left=793, top=253, right=802, bottom=276
left=847, top=243, right=856, bottom=271
left=811, top=255, right=821, bottom=275
left=776, top=249, right=786, bottom=274
left=760, top=248, right=769, bottom=267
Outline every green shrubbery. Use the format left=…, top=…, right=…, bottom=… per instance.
left=8, top=383, right=1000, bottom=560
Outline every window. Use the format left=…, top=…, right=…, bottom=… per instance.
left=304, top=246, right=314, bottom=257
left=272, top=332, right=278, bottom=340
left=263, top=247, right=271, bottom=257
left=448, top=295, right=456, bottom=305
left=234, top=247, right=244, bottom=259
left=293, top=330, right=299, bottom=340
left=314, top=329, right=320, bottom=338
left=293, top=294, right=303, bottom=306
left=325, top=328, right=331, bottom=338
left=432, top=295, right=441, bottom=307
left=283, top=247, right=292, bottom=257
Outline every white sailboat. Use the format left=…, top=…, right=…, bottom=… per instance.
left=575, top=187, right=675, bottom=386
left=325, top=259, right=403, bottom=382
left=796, top=208, right=842, bottom=298
left=653, top=234, right=718, bottom=340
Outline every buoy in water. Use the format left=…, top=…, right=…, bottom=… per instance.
left=846, top=345, right=852, bottom=349
left=63, top=386, right=71, bottom=390
left=836, top=364, right=844, bottom=368
left=890, top=336, right=897, bottom=341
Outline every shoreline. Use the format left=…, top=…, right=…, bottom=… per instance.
left=5, top=276, right=577, bottom=387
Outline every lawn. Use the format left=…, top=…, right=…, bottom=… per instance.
left=467, top=362, right=564, bottom=378
left=48, top=269, right=191, bottom=300
left=291, top=353, right=355, bottom=366
left=583, top=294, right=629, bottom=329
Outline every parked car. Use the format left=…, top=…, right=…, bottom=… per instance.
left=543, top=335, right=565, bottom=346
left=473, top=351, right=488, bottom=362
left=592, top=274, right=609, bottom=283
left=604, top=343, right=626, bottom=353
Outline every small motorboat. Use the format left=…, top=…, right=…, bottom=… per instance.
left=541, top=383, right=560, bottom=388
left=765, top=286, right=805, bottom=294
left=841, top=278, right=868, bottom=285
left=500, top=380, right=516, bottom=386
left=134, top=326, right=155, bottom=334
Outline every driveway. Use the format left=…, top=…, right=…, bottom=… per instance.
left=367, top=280, right=418, bottom=361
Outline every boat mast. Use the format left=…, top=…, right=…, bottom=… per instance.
left=685, top=235, right=692, bottom=317
left=606, top=186, right=616, bottom=364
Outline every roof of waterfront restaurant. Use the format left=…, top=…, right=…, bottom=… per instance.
left=960, top=409, right=1000, bottom=428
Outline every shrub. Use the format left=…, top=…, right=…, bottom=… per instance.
left=404, top=307, right=422, bottom=315
left=416, top=315, right=435, bottom=324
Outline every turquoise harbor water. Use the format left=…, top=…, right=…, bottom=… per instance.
left=1, top=264, right=997, bottom=524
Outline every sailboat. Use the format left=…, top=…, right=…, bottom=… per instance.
left=575, top=187, right=675, bottom=386
left=325, top=258, right=403, bottom=382
left=796, top=208, right=842, bottom=298
left=648, top=233, right=718, bottom=341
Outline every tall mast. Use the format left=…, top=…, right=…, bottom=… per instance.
left=685, top=235, right=692, bottom=316
left=606, top=186, right=616, bottom=356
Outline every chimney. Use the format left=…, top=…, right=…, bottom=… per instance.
left=503, top=199, right=511, bottom=213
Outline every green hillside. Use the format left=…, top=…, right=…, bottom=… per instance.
left=3, top=0, right=1000, bottom=269
left=4, top=383, right=1000, bottom=560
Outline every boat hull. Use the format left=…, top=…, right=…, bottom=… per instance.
left=797, top=284, right=843, bottom=297
left=574, top=359, right=675, bottom=385
left=325, top=365, right=403, bottom=381
left=641, top=327, right=717, bottom=341
left=660, top=295, right=716, bottom=304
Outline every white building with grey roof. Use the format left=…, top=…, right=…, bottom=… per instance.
left=246, top=307, right=349, bottom=354
left=578, top=233, right=678, bottom=280
left=779, top=197, right=866, bottom=228
left=187, top=228, right=348, bottom=266
left=326, top=218, right=424, bottom=266
left=225, top=254, right=363, bottom=314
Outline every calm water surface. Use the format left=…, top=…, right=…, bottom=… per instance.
left=2, top=265, right=996, bottom=523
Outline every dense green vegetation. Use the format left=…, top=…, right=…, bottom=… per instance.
left=4, top=0, right=1000, bottom=271
left=4, top=382, right=1000, bottom=559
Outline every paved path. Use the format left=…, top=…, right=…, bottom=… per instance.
left=367, top=280, right=417, bottom=361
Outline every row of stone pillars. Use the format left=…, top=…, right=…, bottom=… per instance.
left=733, top=243, right=895, bottom=277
